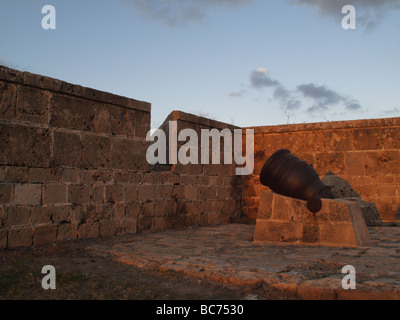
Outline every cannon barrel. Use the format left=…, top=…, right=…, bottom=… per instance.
left=260, top=149, right=334, bottom=212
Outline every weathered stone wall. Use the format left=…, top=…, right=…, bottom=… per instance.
left=2, top=65, right=399, bottom=249
left=159, top=111, right=242, bottom=228
left=243, top=119, right=400, bottom=222
left=0, top=66, right=241, bottom=249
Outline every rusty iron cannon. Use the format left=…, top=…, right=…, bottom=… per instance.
left=260, top=149, right=334, bottom=213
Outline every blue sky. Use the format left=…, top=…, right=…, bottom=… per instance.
left=1, top=0, right=399, bottom=129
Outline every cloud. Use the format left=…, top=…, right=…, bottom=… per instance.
left=250, top=69, right=280, bottom=89
left=243, top=68, right=363, bottom=116
left=344, top=100, right=362, bottom=111
left=125, top=0, right=253, bottom=26
left=297, top=83, right=362, bottom=114
left=297, top=83, right=344, bottom=106
left=288, top=0, right=400, bottom=30
left=273, top=85, right=302, bottom=111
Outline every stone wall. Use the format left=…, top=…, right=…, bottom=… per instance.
left=242, top=119, right=400, bottom=222
left=2, top=65, right=399, bottom=249
left=0, top=66, right=241, bottom=249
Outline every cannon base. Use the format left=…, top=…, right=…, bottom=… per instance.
left=254, top=191, right=370, bottom=248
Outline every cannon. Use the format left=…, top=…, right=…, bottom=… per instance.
left=260, top=149, right=334, bottom=213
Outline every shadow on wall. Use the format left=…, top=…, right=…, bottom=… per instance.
left=321, top=171, right=383, bottom=227
left=396, top=205, right=400, bottom=221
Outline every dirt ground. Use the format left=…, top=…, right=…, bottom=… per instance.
left=0, top=237, right=300, bottom=300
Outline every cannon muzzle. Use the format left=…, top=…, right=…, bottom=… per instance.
left=260, top=149, right=334, bottom=213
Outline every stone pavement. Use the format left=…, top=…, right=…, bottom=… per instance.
left=88, top=224, right=400, bottom=300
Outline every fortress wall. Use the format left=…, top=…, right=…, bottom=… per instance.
left=242, top=118, right=400, bottom=222
left=0, top=66, right=241, bottom=249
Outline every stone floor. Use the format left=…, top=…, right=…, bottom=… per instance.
left=88, top=224, right=400, bottom=300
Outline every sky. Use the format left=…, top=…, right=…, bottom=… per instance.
left=0, top=0, right=399, bottom=129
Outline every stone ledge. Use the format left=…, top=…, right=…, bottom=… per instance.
left=254, top=190, right=370, bottom=247
left=0, top=65, right=151, bottom=113
left=247, top=117, right=400, bottom=134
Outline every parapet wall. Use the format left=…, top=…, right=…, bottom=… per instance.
left=0, top=66, right=241, bottom=249
left=242, top=119, right=400, bottom=222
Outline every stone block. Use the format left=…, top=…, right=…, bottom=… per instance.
left=4, top=206, right=31, bottom=227
left=57, top=223, right=76, bottom=241
left=29, top=167, right=63, bottom=183
left=353, top=128, right=383, bottom=151
left=113, top=203, right=126, bottom=220
left=125, top=202, right=139, bottom=218
left=155, top=199, right=176, bottom=217
left=0, top=124, right=51, bottom=167
left=382, top=127, right=400, bottom=150
left=254, top=219, right=303, bottom=244
left=106, top=184, right=124, bottom=203
left=91, top=184, right=105, bottom=203
left=344, top=152, right=366, bottom=176
left=254, top=191, right=370, bottom=247
left=8, top=228, right=33, bottom=248
left=185, top=185, right=197, bottom=201
left=365, top=151, right=400, bottom=175
left=77, top=222, right=99, bottom=239
left=134, top=111, right=151, bottom=139
left=4, top=166, right=29, bottom=183
left=93, top=105, right=113, bottom=135
left=31, top=206, right=53, bottom=225
left=0, top=184, right=13, bottom=204
left=16, top=85, right=51, bottom=124
left=99, top=218, right=118, bottom=238
left=324, top=130, right=354, bottom=152
left=53, top=131, right=82, bottom=167
left=0, top=81, right=17, bottom=119
left=33, top=225, right=57, bottom=247
left=111, top=138, right=149, bottom=171
left=121, top=218, right=137, bottom=234
left=62, top=169, right=79, bottom=183
left=82, top=134, right=111, bottom=169
left=50, top=94, right=96, bottom=131
left=123, top=109, right=137, bottom=138
left=69, top=184, right=90, bottom=205
left=314, top=152, right=345, bottom=176
left=23, top=71, right=62, bottom=91
left=141, top=202, right=155, bottom=217
left=125, top=185, right=138, bottom=202
left=137, top=216, right=153, bottom=232
left=72, top=206, right=89, bottom=224
left=13, top=184, right=42, bottom=206
left=90, top=204, right=114, bottom=221
left=138, top=185, right=158, bottom=202
left=43, top=183, right=67, bottom=204
left=0, top=228, right=7, bottom=249
left=53, top=205, right=73, bottom=224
